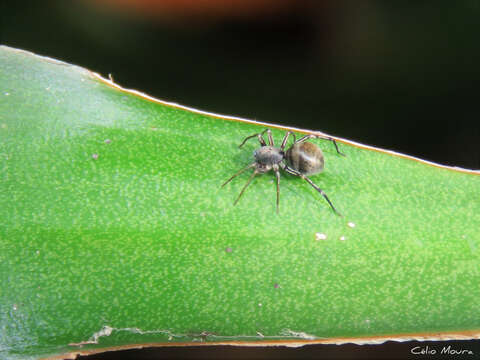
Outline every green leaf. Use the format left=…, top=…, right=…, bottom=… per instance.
left=1, top=46, right=479, bottom=360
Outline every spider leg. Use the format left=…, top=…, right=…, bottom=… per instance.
left=266, top=129, right=274, bottom=146
left=233, top=170, right=258, bottom=206
left=239, top=129, right=269, bottom=148
left=280, top=131, right=296, bottom=151
left=295, top=134, right=345, bottom=156
left=282, top=164, right=342, bottom=216
left=221, top=163, right=256, bottom=187
left=274, top=166, right=281, bottom=214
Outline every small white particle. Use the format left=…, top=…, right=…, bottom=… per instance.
left=348, top=222, right=356, bottom=228
left=5, top=92, right=10, bottom=96
left=35, top=250, right=40, bottom=255
left=257, top=332, right=264, bottom=337
left=13, top=304, right=17, bottom=311
left=315, top=233, right=327, bottom=240
left=258, top=303, right=262, bottom=307
left=92, top=153, right=99, bottom=160
left=339, top=236, right=346, bottom=241
left=104, top=139, right=111, bottom=144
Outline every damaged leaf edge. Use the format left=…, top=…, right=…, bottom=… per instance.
left=43, top=328, right=480, bottom=360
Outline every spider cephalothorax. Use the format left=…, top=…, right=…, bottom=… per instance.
left=222, top=129, right=345, bottom=215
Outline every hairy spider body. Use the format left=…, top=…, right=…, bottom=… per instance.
left=222, top=129, right=345, bottom=215
left=254, top=146, right=284, bottom=170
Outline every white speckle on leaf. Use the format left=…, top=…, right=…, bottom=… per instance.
left=69, top=326, right=114, bottom=345
left=348, top=222, right=356, bottom=228
left=92, top=153, right=99, bottom=160
left=68, top=325, right=328, bottom=346
left=104, top=139, right=111, bottom=144
left=5, top=92, right=10, bottom=96
left=69, top=326, right=182, bottom=346
left=12, top=304, right=17, bottom=311
left=280, top=329, right=317, bottom=340
left=258, top=303, right=262, bottom=307
left=315, top=233, right=327, bottom=240
left=340, top=236, right=346, bottom=241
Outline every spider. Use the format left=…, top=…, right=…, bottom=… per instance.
left=222, top=129, right=345, bottom=215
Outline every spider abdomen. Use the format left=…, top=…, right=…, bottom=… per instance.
left=286, top=142, right=324, bottom=175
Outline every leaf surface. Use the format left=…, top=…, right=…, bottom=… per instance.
left=0, top=46, right=479, bottom=360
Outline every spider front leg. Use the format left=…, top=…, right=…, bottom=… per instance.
left=280, top=131, right=296, bottom=151
left=233, top=170, right=258, bottom=206
left=221, top=163, right=256, bottom=188
left=281, top=164, right=342, bottom=216
left=295, top=134, right=345, bottom=157
left=273, top=165, right=281, bottom=214
left=239, top=129, right=274, bottom=148
left=221, top=163, right=259, bottom=206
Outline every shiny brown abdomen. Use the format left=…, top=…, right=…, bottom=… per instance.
left=286, top=142, right=324, bottom=175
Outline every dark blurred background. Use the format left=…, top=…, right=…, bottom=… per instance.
left=2, top=1, right=480, bottom=359
left=2, top=0, right=479, bottom=169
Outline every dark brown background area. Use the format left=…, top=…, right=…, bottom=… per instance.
left=2, top=1, right=479, bottom=359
